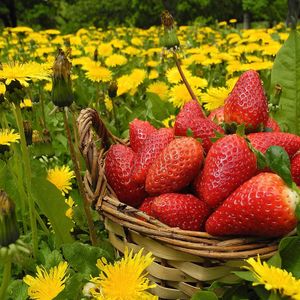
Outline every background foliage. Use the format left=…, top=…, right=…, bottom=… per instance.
left=0, top=0, right=289, bottom=33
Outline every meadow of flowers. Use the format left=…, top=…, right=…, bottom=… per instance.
left=0, top=18, right=300, bottom=300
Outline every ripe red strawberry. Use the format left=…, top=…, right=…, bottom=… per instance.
left=151, top=193, right=211, bottom=231
left=265, top=117, right=281, bottom=132
left=132, top=128, right=174, bottom=184
left=174, top=100, right=224, bottom=153
left=196, top=134, right=257, bottom=208
left=224, top=70, right=268, bottom=131
left=248, top=132, right=300, bottom=158
left=129, top=118, right=156, bottom=152
left=138, top=197, right=155, bottom=219
left=208, top=106, right=224, bottom=125
left=291, top=152, right=300, bottom=186
left=105, top=145, right=147, bottom=207
left=205, top=173, right=299, bottom=237
left=145, top=137, right=204, bottom=195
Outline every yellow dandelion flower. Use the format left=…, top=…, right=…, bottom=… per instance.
left=166, top=67, right=192, bottom=84
left=65, top=196, right=75, bottom=219
left=169, top=84, right=198, bottom=108
left=44, top=81, right=52, bottom=92
left=147, top=81, right=169, bottom=101
left=90, top=248, right=157, bottom=300
left=23, top=261, right=68, bottom=300
left=117, top=75, right=133, bottom=96
left=149, top=70, right=159, bottom=80
left=20, top=98, right=33, bottom=109
left=98, top=43, right=113, bottom=57
left=201, top=87, right=230, bottom=111
left=162, top=115, right=175, bottom=128
left=47, top=165, right=75, bottom=195
left=218, top=21, right=227, bottom=26
left=130, top=69, right=147, bottom=88
left=104, top=96, right=113, bottom=112
left=0, top=82, right=6, bottom=95
left=123, top=46, right=140, bottom=56
left=245, top=256, right=300, bottom=300
left=131, top=37, right=143, bottom=47
left=146, top=60, right=159, bottom=68
left=85, top=66, right=112, bottom=83
left=229, top=19, right=237, bottom=23
left=0, top=129, right=20, bottom=146
left=105, top=54, right=127, bottom=67
left=0, top=62, right=50, bottom=87
left=188, top=76, right=208, bottom=89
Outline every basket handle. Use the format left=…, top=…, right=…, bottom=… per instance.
left=76, top=108, right=123, bottom=205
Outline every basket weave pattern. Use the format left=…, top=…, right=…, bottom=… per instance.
left=77, top=108, right=279, bottom=299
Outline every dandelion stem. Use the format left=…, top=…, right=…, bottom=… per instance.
left=63, top=108, right=97, bottom=246
left=13, top=104, right=38, bottom=258
left=0, top=254, right=12, bottom=300
left=39, top=85, right=47, bottom=129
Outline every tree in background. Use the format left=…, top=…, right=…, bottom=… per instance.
left=0, top=0, right=292, bottom=32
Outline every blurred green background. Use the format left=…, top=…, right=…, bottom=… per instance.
left=0, top=0, right=290, bottom=32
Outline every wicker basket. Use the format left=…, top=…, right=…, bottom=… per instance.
left=77, top=108, right=279, bottom=299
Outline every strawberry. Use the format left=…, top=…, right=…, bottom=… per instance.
left=248, top=132, right=300, bottom=158
left=105, top=144, right=147, bottom=207
left=151, top=193, right=211, bottom=231
left=138, top=197, right=155, bottom=219
left=132, top=128, right=174, bottom=184
left=145, top=137, right=204, bottom=195
left=265, top=116, right=281, bottom=132
left=291, top=151, right=300, bottom=186
left=205, top=173, right=299, bottom=237
left=224, top=70, right=269, bottom=131
left=129, top=118, right=156, bottom=152
left=196, top=134, right=257, bottom=208
left=208, top=106, right=224, bottom=125
left=174, top=100, right=224, bottom=153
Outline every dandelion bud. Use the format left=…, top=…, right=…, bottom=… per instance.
left=5, top=80, right=26, bottom=104
left=108, top=80, right=118, bottom=99
left=51, top=49, right=74, bottom=108
left=0, top=190, right=19, bottom=247
left=94, top=48, right=98, bottom=62
left=160, top=10, right=180, bottom=50
left=23, top=120, right=33, bottom=146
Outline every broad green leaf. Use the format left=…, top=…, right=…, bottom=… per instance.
left=7, top=280, right=28, bottom=300
left=31, top=177, right=74, bottom=246
left=267, top=252, right=282, bottom=268
left=232, top=271, right=256, bottom=282
left=253, top=286, right=271, bottom=300
left=279, top=236, right=300, bottom=279
left=265, top=146, right=292, bottom=187
left=270, top=30, right=300, bottom=135
left=62, top=241, right=114, bottom=277
left=55, top=273, right=86, bottom=300
left=191, top=290, right=219, bottom=300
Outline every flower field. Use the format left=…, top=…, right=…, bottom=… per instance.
left=1, top=16, right=300, bottom=300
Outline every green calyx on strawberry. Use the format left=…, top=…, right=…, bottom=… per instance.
left=145, top=137, right=204, bottom=195
left=150, top=193, right=211, bottom=231
left=224, top=70, right=269, bottom=132
left=196, top=134, right=257, bottom=209
left=205, top=172, right=300, bottom=237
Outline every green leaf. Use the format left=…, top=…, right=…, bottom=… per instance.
left=267, top=252, right=282, bottom=268
left=295, top=202, right=300, bottom=222
left=186, top=127, right=194, bottom=137
left=7, top=280, right=28, bottom=300
left=31, top=177, right=74, bottom=246
left=265, top=146, right=292, bottom=187
left=232, top=271, right=256, bottom=282
left=191, top=290, right=219, bottom=300
left=270, top=30, right=300, bottom=135
left=55, top=273, right=86, bottom=300
left=62, top=241, right=114, bottom=277
left=278, top=236, right=300, bottom=279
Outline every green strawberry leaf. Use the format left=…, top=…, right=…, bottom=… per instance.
left=210, top=130, right=224, bottom=143
left=191, top=290, right=218, bottom=300
left=246, top=140, right=267, bottom=170
left=186, top=127, right=194, bottom=137
left=232, top=271, right=256, bottom=282
left=270, top=30, right=300, bottom=135
left=265, top=146, right=293, bottom=187
left=236, top=124, right=246, bottom=137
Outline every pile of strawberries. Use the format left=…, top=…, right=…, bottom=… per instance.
left=105, top=70, right=300, bottom=238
